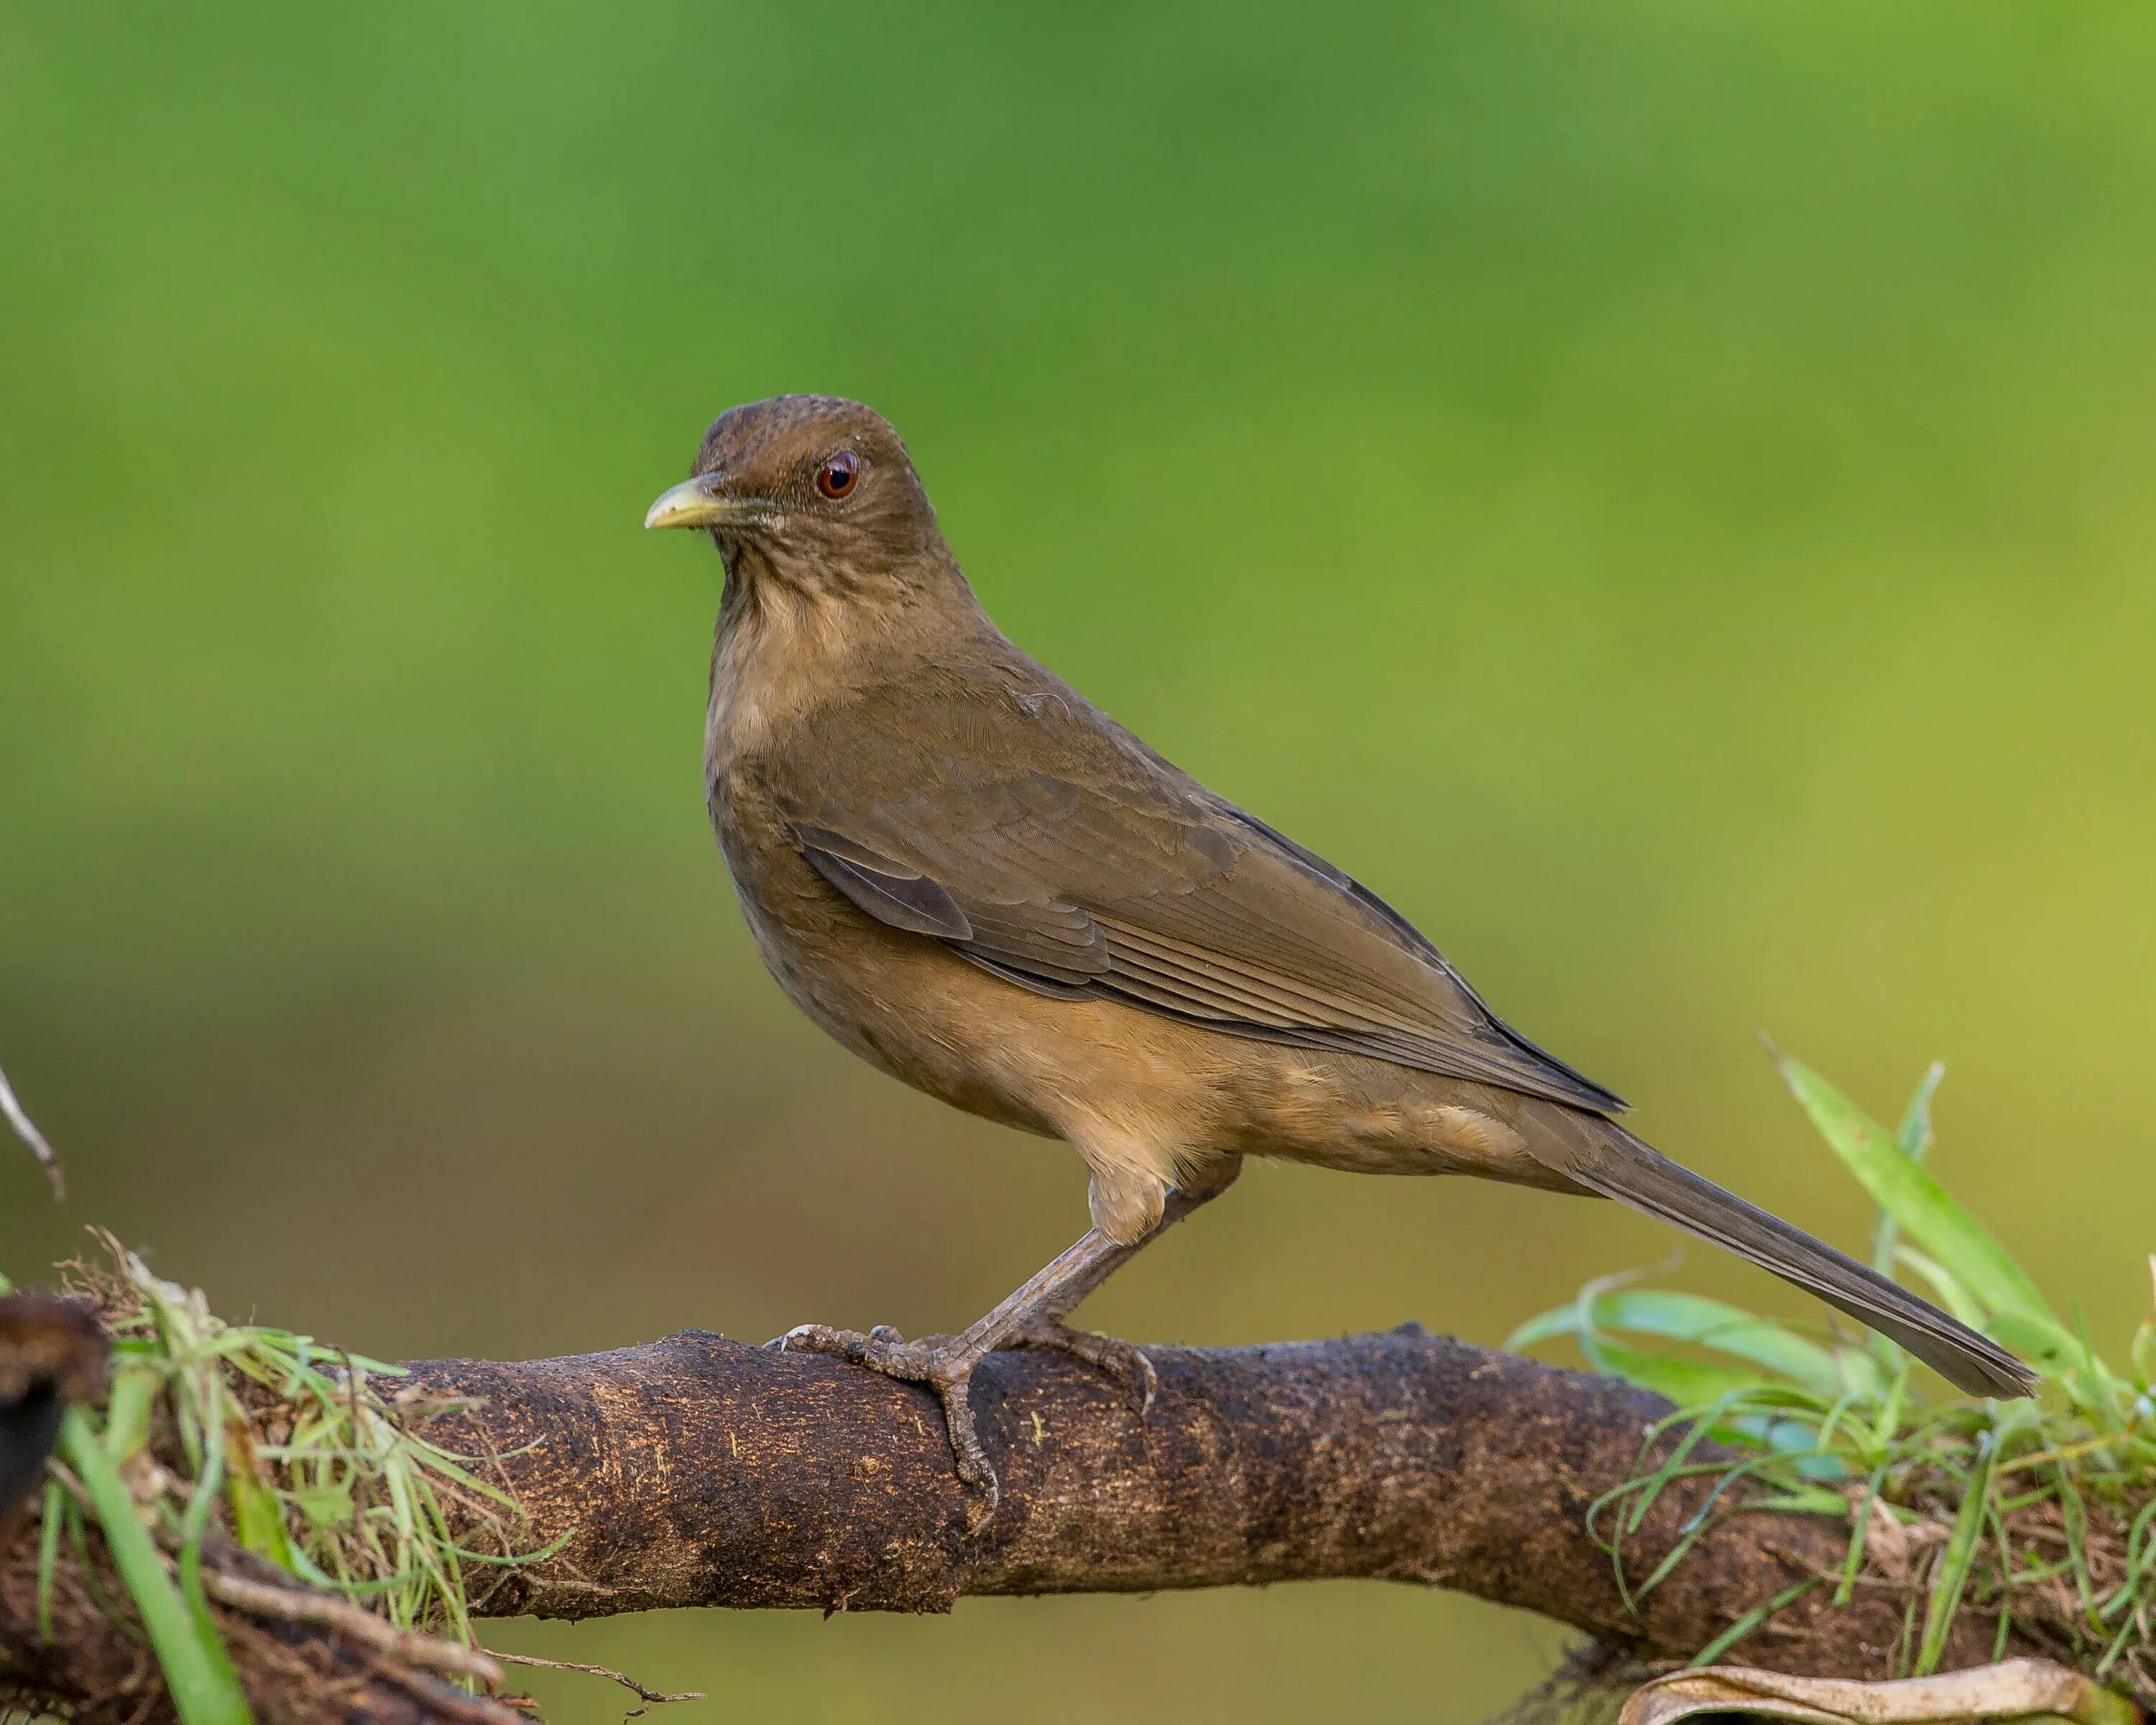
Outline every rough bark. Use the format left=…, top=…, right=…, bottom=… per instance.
left=5, top=1319, right=2034, bottom=1721
left=422, top=1322, right=2014, bottom=1675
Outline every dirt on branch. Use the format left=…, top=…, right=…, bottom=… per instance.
left=419, top=1324, right=2014, bottom=1675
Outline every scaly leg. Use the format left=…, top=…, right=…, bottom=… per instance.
left=770, top=1161, right=1238, bottom=1526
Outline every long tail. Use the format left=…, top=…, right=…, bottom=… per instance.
left=1547, top=1113, right=2035, bottom=1400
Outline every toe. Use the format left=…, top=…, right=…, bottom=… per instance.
left=935, top=1384, right=1001, bottom=1527
left=1009, top=1322, right=1156, bottom=1414
left=754, top=1322, right=1004, bottom=1525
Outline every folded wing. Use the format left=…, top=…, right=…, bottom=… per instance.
left=780, top=668, right=1625, bottom=1115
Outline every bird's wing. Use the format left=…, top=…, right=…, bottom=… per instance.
left=777, top=668, right=1624, bottom=1113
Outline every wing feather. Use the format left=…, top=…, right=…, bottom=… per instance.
left=777, top=666, right=1626, bottom=1114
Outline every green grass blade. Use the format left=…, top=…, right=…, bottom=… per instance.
left=103, top=1364, right=160, bottom=1463
left=1837, top=1461, right=1887, bottom=1607
left=1505, top=1305, right=1583, bottom=1351
left=1743, top=1484, right=1850, bottom=1515
left=1914, top=1431, right=1996, bottom=1675
left=2054, top=1462, right=2096, bottom=1622
left=1511, top=1286, right=1878, bottom=1403
left=1582, top=1341, right=1769, bottom=1408
left=2134, top=1258, right=2155, bottom=1389
left=1777, top=1053, right=2055, bottom=1329
left=1689, top=1575, right=1823, bottom=1668
left=175, top=1397, right=248, bottom=1712
left=1891, top=1246, right=1989, bottom=1330
left=1590, top=1289, right=1858, bottom=1402
left=58, top=1408, right=254, bottom=1725
left=227, top=1455, right=297, bottom=1569
left=1881, top=1063, right=1943, bottom=1265
left=1864, top=1063, right=1943, bottom=1372
left=1892, top=1060, right=1943, bottom=1164
left=37, top=1477, right=65, bottom=1642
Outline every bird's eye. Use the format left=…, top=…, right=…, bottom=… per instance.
left=816, top=453, right=859, bottom=499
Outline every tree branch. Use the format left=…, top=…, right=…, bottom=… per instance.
left=418, top=1323, right=2018, bottom=1677
left=6, top=1318, right=2033, bottom=1721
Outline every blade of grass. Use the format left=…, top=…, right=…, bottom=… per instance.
left=1915, top=1430, right=1996, bottom=1675
left=1632, top=1456, right=1787, bottom=1597
left=1984, top=1494, right=2017, bottom=1663
left=64, top=1480, right=145, bottom=1646
left=1864, top=1063, right=1944, bottom=1376
left=57, top=1407, right=254, bottom=1725
left=1579, top=1340, right=1769, bottom=1409
left=1689, top=1575, right=1823, bottom=1668
left=103, top=1364, right=159, bottom=1463
left=224, top=1417, right=297, bottom=1570
left=1876, top=1061, right=1944, bottom=1274
left=175, top=1394, right=248, bottom=1709
left=2134, top=1259, right=2155, bottom=1390
left=1837, top=1461, right=1887, bottom=1607
left=1593, top=1289, right=1860, bottom=1402
left=1506, top=1305, right=1585, bottom=1351
left=2055, top=1461, right=2096, bottom=1624
left=1776, top=1052, right=2058, bottom=1331
left=36, top=1476, right=65, bottom=1642
left=1892, top=1246, right=1991, bottom=1331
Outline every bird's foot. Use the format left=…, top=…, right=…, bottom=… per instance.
left=1005, top=1318, right=1156, bottom=1414
left=766, top=1323, right=1000, bottom=1527
left=758, top=1197, right=1227, bottom=1530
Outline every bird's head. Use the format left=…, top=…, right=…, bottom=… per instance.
left=644, top=395, right=946, bottom=594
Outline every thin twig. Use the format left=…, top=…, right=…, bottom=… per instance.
left=491, top=1649, right=706, bottom=1711
left=0, top=1057, right=63, bottom=1198
left=203, top=1569, right=505, bottom=1688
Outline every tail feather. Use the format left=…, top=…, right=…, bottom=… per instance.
left=1557, top=1118, right=2035, bottom=1401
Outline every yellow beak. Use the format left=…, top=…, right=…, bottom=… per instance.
left=644, top=474, right=770, bottom=531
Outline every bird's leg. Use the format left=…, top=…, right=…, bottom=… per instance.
left=768, top=1161, right=1237, bottom=1526
left=1003, top=1159, right=1243, bottom=1412
left=769, top=1228, right=1137, bottom=1524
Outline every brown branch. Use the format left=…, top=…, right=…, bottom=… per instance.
left=414, top=1323, right=2023, bottom=1677
left=4, top=1317, right=2037, bottom=1721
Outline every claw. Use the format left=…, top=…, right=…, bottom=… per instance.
left=754, top=1186, right=1235, bottom=1532
left=763, top=1320, right=1003, bottom=1524
left=930, top=1373, right=1000, bottom=1529
left=1009, top=1320, right=1157, bottom=1415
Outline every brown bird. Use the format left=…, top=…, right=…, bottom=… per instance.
left=645, top=395, right=2033, bottom=1514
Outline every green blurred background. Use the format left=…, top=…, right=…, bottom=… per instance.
left=5, top=4, right=2155, bottom=1718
